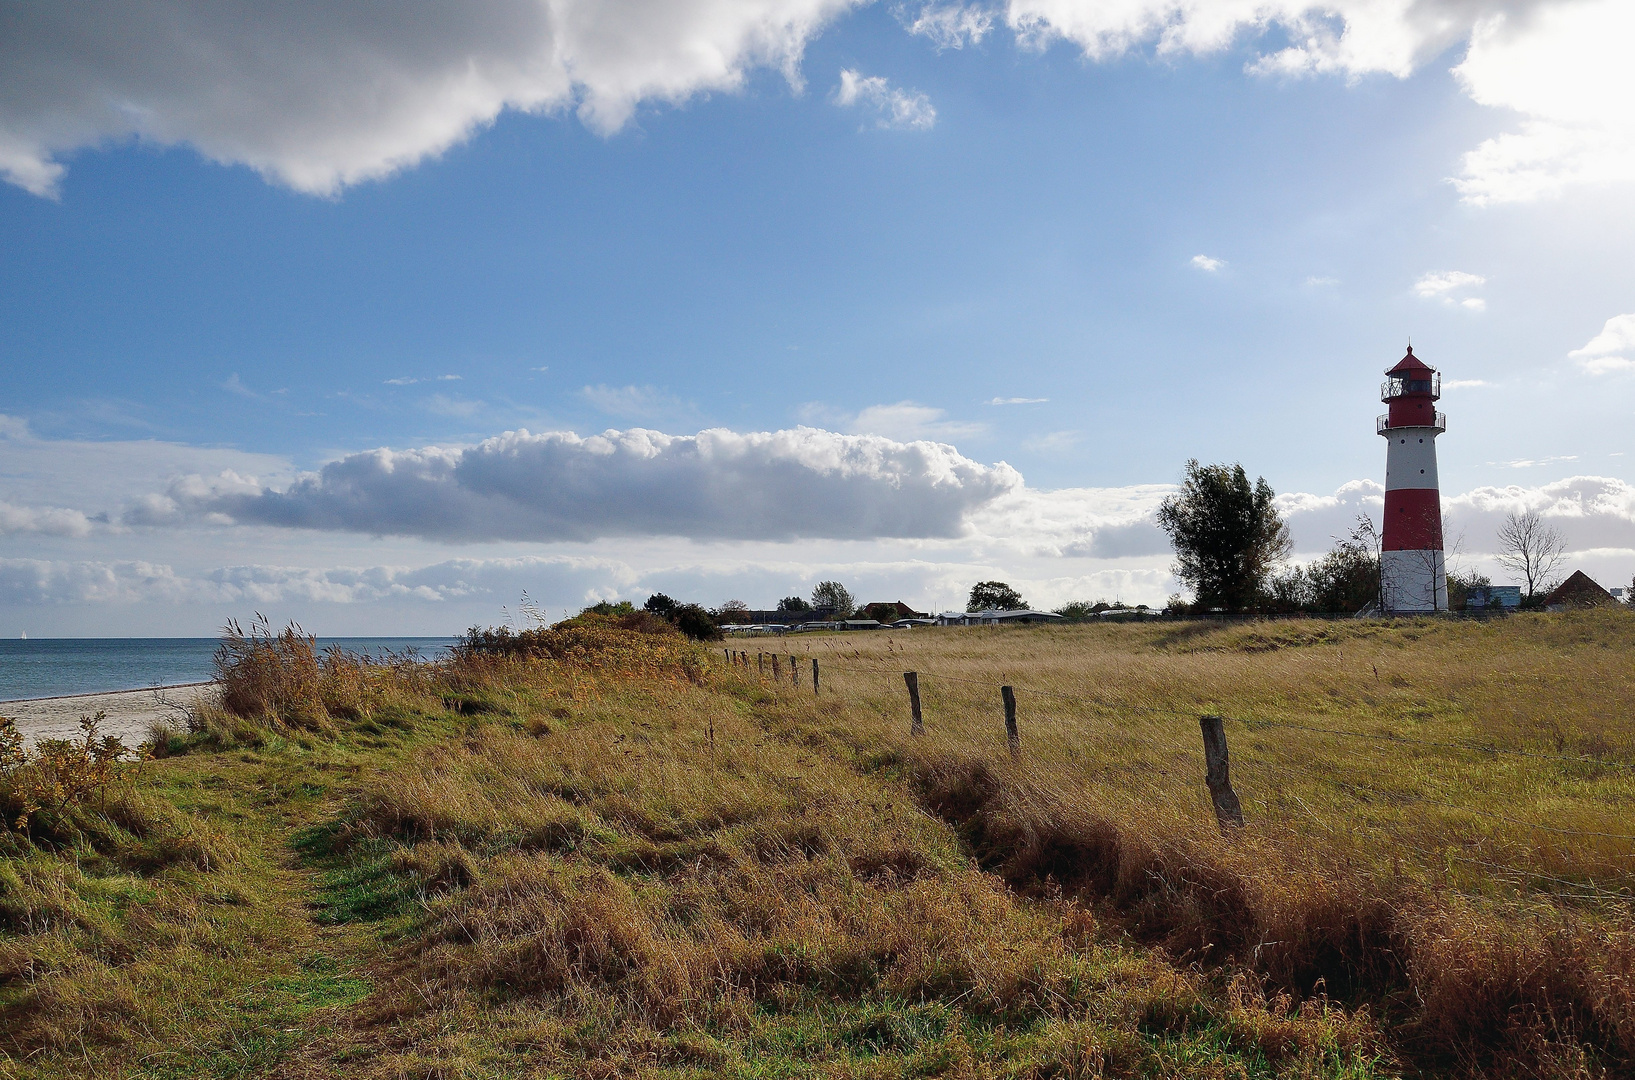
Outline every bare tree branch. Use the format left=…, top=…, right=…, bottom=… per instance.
left=1495, top=511, right=1568, bottom=598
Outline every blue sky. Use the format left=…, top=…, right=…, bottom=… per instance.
left=2, top=1, right=1633, bottom=634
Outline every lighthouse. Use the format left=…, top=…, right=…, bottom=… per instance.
left=1378, top=346, right=1447, bottom=612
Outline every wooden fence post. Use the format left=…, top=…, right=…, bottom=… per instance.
left=771, top=654, right=781, bottom=680
left=723, top=647, right=730, bottom=665
left=811, top=658, right=820, bottom=695
left=758, top=652, right=764, bottom=676
left=1002, top=685, right=1019, bottom=758
left=1199, top=715, right=1245, bottom=831
left=904, top=671, right=923, bottom=735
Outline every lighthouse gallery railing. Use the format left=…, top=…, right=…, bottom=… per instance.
left=1378, top=412, right=1447, bottom=434
left=1381, top=372, right=1440, bottom=401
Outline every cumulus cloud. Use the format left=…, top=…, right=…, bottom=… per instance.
left=1006, top=1, right=1630, bottom=205
left=901, top=3, right=995, bottom=50
left=1451, top=1, right=1635, bottom=205
left=0, top=501, right=96, bottom=539
left=834, top=69, right=936, bottom=130
left=1190, top=254, right=1224, bottom=272
left=148, top=426, right=1019, bottom=543
left=0, top=0, right=862, bottom=196
left=0, top=553, right=634, bottom=608
left=988, top=396, right=1048, bottom=405
left=1569, top=313, right=1635, bottom=375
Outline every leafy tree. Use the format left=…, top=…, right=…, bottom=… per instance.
left=1155, top=460, right=1292, bottom=612
left=810, top=581, right=855, bottom=618
left=967, top=581, right=1025, bottom=612
left=1053, top=601, right=1099, bottom=620
left=714, top=600, right=750, bottom=621
left=581, top=600, right=636, bottom=617
left=671, top=604, right=721, bottom=641
left=643, top=593, right=677, bottom=617
left=1495, top=510, right=1567, bottom=599
left=1304, top=516, right=1381, bottom=613
left=775, top=596, right=812, bottom=613
left=1447, top=569, right=1491, bottom=612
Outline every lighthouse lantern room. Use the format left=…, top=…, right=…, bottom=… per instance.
left=1378, top=346, right=1448, bottom=613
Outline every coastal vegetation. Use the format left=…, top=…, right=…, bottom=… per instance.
left=1, top=611, right=1633, bottom=1077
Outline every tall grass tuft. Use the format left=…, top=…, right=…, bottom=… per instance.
left=215, top=614, right=328, bottom=728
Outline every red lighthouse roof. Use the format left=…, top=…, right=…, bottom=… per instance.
left=1386, top=345, right=1435, bottom=376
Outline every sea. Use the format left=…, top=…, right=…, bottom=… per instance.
left=0, top=638, right=460, bottom=702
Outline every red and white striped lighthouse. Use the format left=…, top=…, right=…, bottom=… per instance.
left=1378, top=346, right=1447, bottom=612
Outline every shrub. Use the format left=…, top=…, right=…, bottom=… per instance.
left=1, top=713, right=131, bottom=832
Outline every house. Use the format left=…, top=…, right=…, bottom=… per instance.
left=1465, top=585, right=1522, bottom=611
left=1543, top=571, right=1620, bottom=612
left=937, top=609, right=1065, bottom=626
left=858, top=601, right=926, bottom=622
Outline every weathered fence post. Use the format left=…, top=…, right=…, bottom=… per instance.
left=1002, top=685, right=1019, bottom=758
left=904, top=671, right=923, bottom=736
left=811, top=658, right=820, bottom=695
left=758, top=652, right=764, bottom=676
left=723, top=647, right=730, bottom=665
left=771, top=654, right=782, bottom=681
left=1199, top=715, right=1245, bottom=832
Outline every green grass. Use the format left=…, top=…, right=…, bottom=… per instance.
left=5, top=613, right=1633, bottom=1077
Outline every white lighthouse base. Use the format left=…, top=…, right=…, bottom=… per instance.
left=1381, top=549, right=1448, bottom=613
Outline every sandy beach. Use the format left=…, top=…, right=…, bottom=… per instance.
left=1, top=683, right=217, bottom=749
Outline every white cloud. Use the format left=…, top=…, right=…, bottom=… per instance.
left=581, top=384, right=689, bottom=419
left=0, top=0, right=863, bottom=197
left=1021, top=430, right=1079, bottom=454
left=987, top=396, right=1048, bottom=405
left=1007, top=1, right=1632, bottom=205
left=1487, top=456, right=1578, bottom=468
left=0, top=501, right=95, bottom=539
left=1190, top=254, right=1224, bottom=272
left=834, top=69, right=936, bottom=130
left=901, top=3, right=995, bottom=50
left=1305, top=276, right=1339, bottom=287
left=157, top=425, right=1020, bottom=543
left=1442, top=378, right=1491, bottom=389
left=0, top=415, right=292, bottom=516
left=386, top=374, right=462, bottom=386
left=1413, top=270, right=1485, bottom=299
left=1569, top=313, right=1635, bottom=375
left=422, top=394, right=485, bottom=418
left=845, top=401, right=985, bottom=440
left=1452, top=1, right=1635, bottom=205
left=1413, top=270, right=1486, bottom=310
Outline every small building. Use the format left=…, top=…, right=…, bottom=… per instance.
left=1543, top=571, right=1619, bottom=612
left=1465, top=585, right=1522, bottom=611
left=938, top=609, right=1065, bottom=626
left=858, top=601, right=926, bottom=622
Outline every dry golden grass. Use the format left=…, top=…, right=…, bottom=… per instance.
left=7, top=612, right=1633, bottom=1078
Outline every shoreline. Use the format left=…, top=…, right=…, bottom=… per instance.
left=0, top=679, right=214, bottom=706
left=2, top=683, right=221, bottom=748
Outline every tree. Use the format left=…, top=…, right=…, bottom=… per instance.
left=1305, top=516, right=1381, bottom=613
left=967, top=581, right=1025, bottom=612
left=714, top=599, right=750, bottom=621
left=810, top=581, right=855, bottom=618
left=1495, top=510, right=1567, bottom=599
left=671, top=604, right=721, bottom=641
left=643, top=593, right=677, bottom=617
left=1155, top=460, right=1292, bottom=611
left=776, top=595, right=812, bottom=613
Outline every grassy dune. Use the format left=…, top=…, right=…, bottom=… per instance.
left=1, top=612, right=1632, bottom=1078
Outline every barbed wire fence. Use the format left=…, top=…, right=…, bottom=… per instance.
left=715, top=642, right=1635, bottom=908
